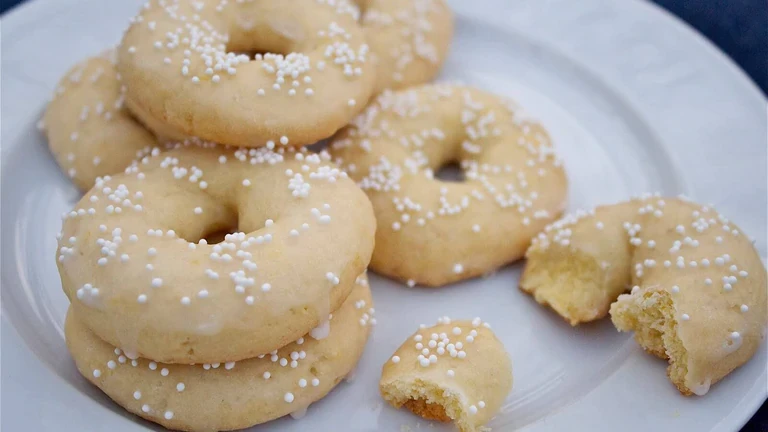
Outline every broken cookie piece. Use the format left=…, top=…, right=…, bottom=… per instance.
left=380, top=317, right=512, bottom=432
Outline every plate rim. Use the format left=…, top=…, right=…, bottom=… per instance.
left=1, top=0, right=766, bottom=431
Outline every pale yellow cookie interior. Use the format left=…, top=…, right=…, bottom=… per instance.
left=610, top=287, right=690, bottom=390
left=521, top=201, right=639, bottom=325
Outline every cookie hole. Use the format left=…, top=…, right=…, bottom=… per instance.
left=180, top=211, right=240, bottom=245
left=231, top=49, right=280, bottom=60
left=310, top=366, right=318, bottom=375
left=226, top=18, right=298, bottom=60
left=173, top=194, right=241, bottom=245
left=201, top=227, right=235, bottom=245
left=435, top=161, right=465, bottom=183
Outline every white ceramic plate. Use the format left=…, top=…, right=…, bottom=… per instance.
left=1, top=0, right=766, bottom=431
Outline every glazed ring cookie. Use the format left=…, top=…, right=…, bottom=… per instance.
left=330, top=84, right=567, bottom=287
left=380, top=317, right=512, bottom=432
left=57, top=143, right=376, bottom=364
left=522, top=195, right=767, bottom=395
left=42, top=53, right=156, bottom=190
left=117, top=0, right=375, bottom=148
left=356, top=0, right=454, bottom=92
left=66, top=275, right=374, bottom=432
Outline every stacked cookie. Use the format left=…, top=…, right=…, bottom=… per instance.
left=44, top=0, right=455, bottom=430
left=56, top=120, right=379, bottom=429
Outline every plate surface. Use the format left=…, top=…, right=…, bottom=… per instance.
left=1, top=0, right=766, bottom=431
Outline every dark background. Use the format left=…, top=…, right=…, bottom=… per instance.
left=1, top=0, right=766, bottom=431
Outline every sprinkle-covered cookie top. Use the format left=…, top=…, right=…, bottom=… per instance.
left=117, top=0, right=375, bottom=147
left=58, top=141, right=375, bottom=363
